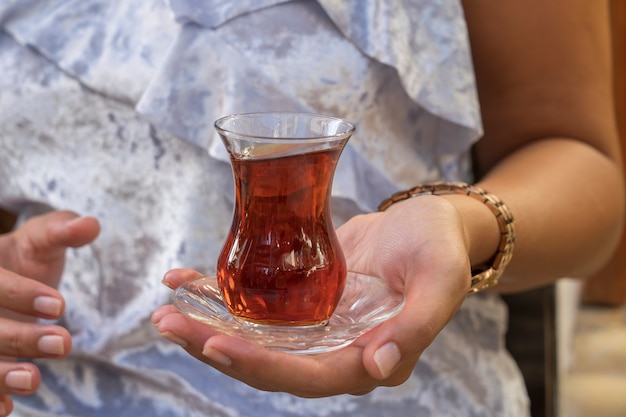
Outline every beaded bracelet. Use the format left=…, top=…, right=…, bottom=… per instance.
left=378, top=181, right=516, bottom=293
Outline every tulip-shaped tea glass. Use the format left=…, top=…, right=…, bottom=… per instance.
left=172, top=112, right=404, bottom=354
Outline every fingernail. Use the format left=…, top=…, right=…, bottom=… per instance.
left=38, top=335, right=65, bottom=356
left=160, top=331, right=188, bottom=348
left=161, top=279, right=175, bottom=290
left=151, top=316, right=162, bottom=326
left=33, top=296, right=63, bottom=317
left=151, top=309, right=167, bottom=326
left=202, top=345, right=232, bottom=367
left=373, top=342, right=401, bottom=379
left=6, top=369, right=32, bottom=390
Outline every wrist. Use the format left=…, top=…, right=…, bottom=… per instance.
left=378, top=182, right=516, bottom=292
left=440, top=193, right=501, bottom=269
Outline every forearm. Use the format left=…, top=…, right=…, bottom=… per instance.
left=459, top=0, right=624, bottom=292
left=466, top=138, right=624, bottom=292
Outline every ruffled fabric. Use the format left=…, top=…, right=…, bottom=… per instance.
left=1, top=0, right=177, bottom=105
left=163, top=0, right=481, bottom=146
left=2, top=0, right=480, bottom=212
left=318, top=0, right=481, bottom=147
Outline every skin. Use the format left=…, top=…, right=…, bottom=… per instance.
left=0, top=212, right=100, bottom=415
left=0, top=0, right=623, bottom=413
left=155, top=0, right=625, bottom=396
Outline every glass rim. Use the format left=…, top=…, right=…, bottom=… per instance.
left=214, top=112, right=356, bottom=143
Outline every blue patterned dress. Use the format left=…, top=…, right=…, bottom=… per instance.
left=0, top=1, right=529, bottom=416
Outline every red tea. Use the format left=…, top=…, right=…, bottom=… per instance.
left=217, top=147, right=347, bottom=325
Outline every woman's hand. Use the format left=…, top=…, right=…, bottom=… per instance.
left=0, top=211, right=100, bottom=416
left=152, top=196, right=473, bottom=397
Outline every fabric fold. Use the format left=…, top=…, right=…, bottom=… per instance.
left=2, top=0, right=178, bottom=105
left=166, top=0, right=292, bottom=28
left=317, top=0, right=482, bottom=152
left=1, top=0, right=482, bottom=213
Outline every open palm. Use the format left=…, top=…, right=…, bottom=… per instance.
left=153, top=196, right=472, bottom=397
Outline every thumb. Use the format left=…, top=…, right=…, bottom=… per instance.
left=360, top=271, right=468, bottom=382
left=359, top=291, right=434, bottom=381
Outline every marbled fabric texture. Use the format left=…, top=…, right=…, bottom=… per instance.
left=0, top=1, right=529, bottom=416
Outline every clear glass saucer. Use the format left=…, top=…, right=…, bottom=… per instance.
left=171, top=272, right=405, bottom=355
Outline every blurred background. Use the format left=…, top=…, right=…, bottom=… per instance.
left=504, top=2, right=626, bottom=416
left=559, top=1, right=626, bottom=416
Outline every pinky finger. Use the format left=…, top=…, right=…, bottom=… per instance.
left=0, top=394, right=13, bottom=416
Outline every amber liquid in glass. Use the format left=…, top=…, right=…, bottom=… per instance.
left=217, top=147, right=347, bottom=325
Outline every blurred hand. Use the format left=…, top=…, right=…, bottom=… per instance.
left=152, top=196, right=471, bottom=397
left=0, top=211, right=100, bottom=416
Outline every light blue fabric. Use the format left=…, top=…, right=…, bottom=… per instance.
left=0, top=1, right=530, bottom=416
